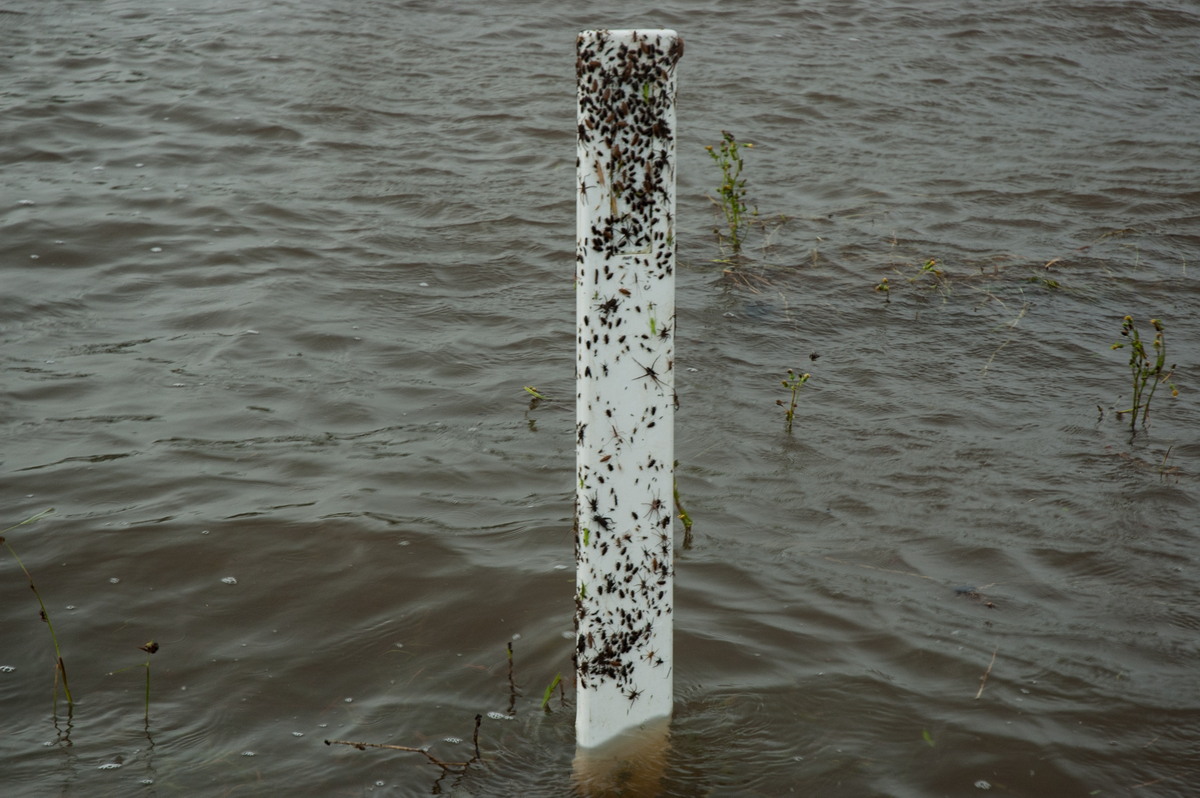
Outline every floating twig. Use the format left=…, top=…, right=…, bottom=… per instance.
left=326, top=714, right=484, bottom=772
left=506, top=642, right=518, bottom=714
left=975, top=647, right=998, bottom=699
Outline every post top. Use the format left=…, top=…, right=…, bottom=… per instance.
left=579, top=29, right=678, bottom=37
left=577, top=29, right=683, bottom=68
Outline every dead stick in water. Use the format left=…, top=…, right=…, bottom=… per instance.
left=326, top=714, right=483, bottom=771
left=325, top=738, right=472, bottom=770
left=506, top=641, right=518, bottom=714
left=975, top=647, right=998, bottom=699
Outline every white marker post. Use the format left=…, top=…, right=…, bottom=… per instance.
left=574, top=29, right=682, bottom=753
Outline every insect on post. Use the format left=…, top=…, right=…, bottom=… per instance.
left=574, top=28, right=682, bottom=751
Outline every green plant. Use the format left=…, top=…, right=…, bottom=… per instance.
left=705, top=130, right=756, bottom=253
left=2, top=508, right=73, bottom=709
left=777, top=369, right=811, bottom=432
left=874, top=276, right=891, bottom=303
left=877, top=254, right=952, bottom=302
left=672, top=465, right=693, bottom=549
left=908, top=257, right=949, bottom=294
left=540, top=673, right=563, bottom=712
left=1111, top=316, right=1178, bottom=433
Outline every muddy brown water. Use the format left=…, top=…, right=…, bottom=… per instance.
left=3, top=1, right=1199, bottom=796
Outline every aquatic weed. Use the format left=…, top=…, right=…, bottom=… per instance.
left=1110, top=315, right=1178, bottom=434
left=777, top=369, right=811, bottom=433
left=705, top=130, right=756, bottom=254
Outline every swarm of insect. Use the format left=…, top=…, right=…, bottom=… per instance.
left=574, top=30, right=680, bottom=712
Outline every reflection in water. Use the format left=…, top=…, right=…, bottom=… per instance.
left=572, top=719, right=671, bottom=798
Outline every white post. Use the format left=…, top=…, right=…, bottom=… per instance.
left=575, top=28, right=682, bottom=751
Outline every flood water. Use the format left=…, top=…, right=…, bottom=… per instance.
left=3, top=1, right=1199, bottom=795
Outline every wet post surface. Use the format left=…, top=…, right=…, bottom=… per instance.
left=574, top=28, right=682, bottom=752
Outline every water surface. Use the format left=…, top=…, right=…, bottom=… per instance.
left=3, top=1, right=1199, bottom=795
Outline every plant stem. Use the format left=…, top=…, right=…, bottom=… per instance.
left=779, top=369, right=811, bottom=433
left=2, top=509, right=73, bottom=707
left=139, top=641, right=159, bottom=721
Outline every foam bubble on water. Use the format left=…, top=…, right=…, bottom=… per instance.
left=241, top=751, right=256, bottom=757
left=344, top=697, right=353, bottom=703
left=443, top=737, right=462, bottom=744
left=150, top=246, right=162, bottom=252
left=221, top=576, right=238, bottom=584
left=30, top=254, right=39, bottom=259
left=109, top=577, right=120, bottom=584
left=18, top=199, right=35, bottom=205
left=974, top=780, right=992, bottom=790
left=486, top=711, right=513, bottom=721
left=97, top=763, right=122, bottom=770
left=0, top=665, right=15, bottom=673
left=292, top=731, right=304, bottom=737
